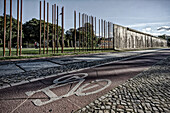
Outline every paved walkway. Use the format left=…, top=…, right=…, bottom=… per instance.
left=0, top=49, right=161, bottom=89
left=0, top=49, right=169, bottom=113
left=76, top=56, right=170, bottom=113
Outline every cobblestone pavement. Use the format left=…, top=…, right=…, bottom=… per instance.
left=76, top=57, right=170, bottom=113
left=0, top=49, right=157, bottom=88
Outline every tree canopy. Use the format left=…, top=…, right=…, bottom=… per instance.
left=0, top=16, right=96, bottom=48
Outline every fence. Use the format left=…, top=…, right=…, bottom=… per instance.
left=1, top=0, right=167, bottom=57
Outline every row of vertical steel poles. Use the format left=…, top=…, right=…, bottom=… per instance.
left=3, top=0, right=22, bottom=57
left=39, top=0, right=64, bottom=54
left=74, top=11, right=114, bottom=52
left=3, top=0, right=113, bottom=57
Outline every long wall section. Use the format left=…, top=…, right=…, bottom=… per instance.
left=113, top=24, right=167, bottom=50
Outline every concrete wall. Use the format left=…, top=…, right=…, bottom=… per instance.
left=113, top=24, right=167, bottom=50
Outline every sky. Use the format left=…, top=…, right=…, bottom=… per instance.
left=0, top=0, right=170, bottom=36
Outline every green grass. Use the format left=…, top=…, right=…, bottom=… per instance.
left=0, top=47, right=167, bottom=61
left=0, top=47, right=117, bottom=60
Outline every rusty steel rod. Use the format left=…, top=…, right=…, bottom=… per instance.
left=17, top=0, right=19, bottom=56
left=86, top=14, right=88, bottom=51
left=61, top=7, right=64, bottom=53
left=106, top=22, right=107, bottom=49
left=57, top=6, right=59, bottom=53
left=79, top=12, right=80, bottom=52
left=101, top=19, right=102, bottom=50
left=92, top=16, right=94, bottom=51
left=46, top=2, right=49, bottom=54
left=90, top=16, right=93, bottom=50
left=84, top=14, right=86, bottom=51
left=82, top=14, right=84, bottom=50
left=95, top=17, right=96, bottom=50
left=88, top=16, right=91, bottom=50
left=9, top=0, right=12, bottom=56
left=52, top=5, right=54, bottom=53
left=89, top=16, right=91, bottom=50
left=99, top=19, right=100, bottom=50
left=3, top=0, right=6, bottom=57
left=104, top=20, right=105, bottom=49
left=87, top=15, right=88, bottom=51
left=108, top=21, right=109, bottom=49
left=74, top=11, right=76, bottom=53
left=20, top=0, right=23, bottom=56
left=39, top=1, right=42, bottom=54
left=43, top=0, right=46, bottom=54
left=113, top=23, right=115, bottom=50
left=54, top=4, right=56, bottom=53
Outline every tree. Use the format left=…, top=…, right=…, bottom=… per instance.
left=22, top=18, right=62, bottom=47
left=65, top=22, right=97, bottom=48
left=0, top=15, right=23, bottom=47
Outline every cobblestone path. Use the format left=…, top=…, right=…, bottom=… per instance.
left=76, top=57, right=170, bottom=113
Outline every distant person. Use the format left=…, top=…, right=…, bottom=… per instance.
left=37, top=42, right=39, bottom=48
left=35, top=42, right=37, bottom=49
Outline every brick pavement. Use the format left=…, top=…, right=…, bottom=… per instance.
left=76, top=57, right=170, bottom=113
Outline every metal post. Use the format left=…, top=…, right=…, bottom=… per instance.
left=89, top=16, right=90, bottom=50
left=82, top=14, right=84, bottom=50
left=108, top=22, right=109, bottom=49
left=39, top=1, right=42, bottom=54
left=113, top=24, right=115, bottom=50
left=92, top=16, right=93, bottom=51
left=95, top=17, right=96, bottom=50
left=61, top=7, right=64, bottom=53
left=52, top=5, right=54, bottom=53
left=47, top=2, right=49, bottom=54
left=104, top=20, right=105, bottom=49
left=20, top=0, right=22, bottom=56
left=57, top=6, right=59, bottom=53
left=99, top=19, right=100, bottom=50
left=17, top=0, right=19, bottom=56
left=106, top=22, right=107, bottom=49
left=43, top=0, right=45, bottom=54
left=9, top=0, right=12, bottom=56
left=54, top=4, right=56, bottom=53
left=3, top=0, right=6, bottom=57
left=90, top=16, right=93, bottom=50
left=87, top=15, right=88, bottom=51
left=79, top=12, right=80, bottom=52
left=74, top=11, right=76, bottom=53
left=101, top=19, right=103, bottom=50
left=84, top=14, right=86, bottom=51
left=85, top=14, right=87, bottom=51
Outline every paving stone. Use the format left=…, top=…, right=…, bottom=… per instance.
left=17, top=61, right=60, bottom=71
left=0, top=64, right=24, bottom=76
left=76, top=56, right=170, bottom=113
left=50, top=58, right=83, bottom=65
left=103, top=110, right=110, bottom=113
left=73, top=57, right=104, bottom=62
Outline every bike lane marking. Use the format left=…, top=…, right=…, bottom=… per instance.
left=0, top=49, right=170, bottom=113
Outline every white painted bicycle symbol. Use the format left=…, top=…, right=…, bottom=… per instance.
left=25, top=73, right=111, bottom=106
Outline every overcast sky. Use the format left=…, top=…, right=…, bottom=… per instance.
left=0, top=0, right=170, bottom=36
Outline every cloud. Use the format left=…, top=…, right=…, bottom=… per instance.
left=142, top=27, right=152, bottom=33
left=157, top=26, right=170, bottom=31
left=126, top=22, right=170, bottom=28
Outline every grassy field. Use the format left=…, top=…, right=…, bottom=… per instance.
left=0, top=47, right=166, bottom=60
left=0, top=47, right=115, bottom=60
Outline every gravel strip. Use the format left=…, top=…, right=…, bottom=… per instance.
left=75, top=57, right=170, bottom=113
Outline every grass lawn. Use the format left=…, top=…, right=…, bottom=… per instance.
left=0, top=47, right=116, bottom=60
left=0, top=47, right=166, bottom=60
